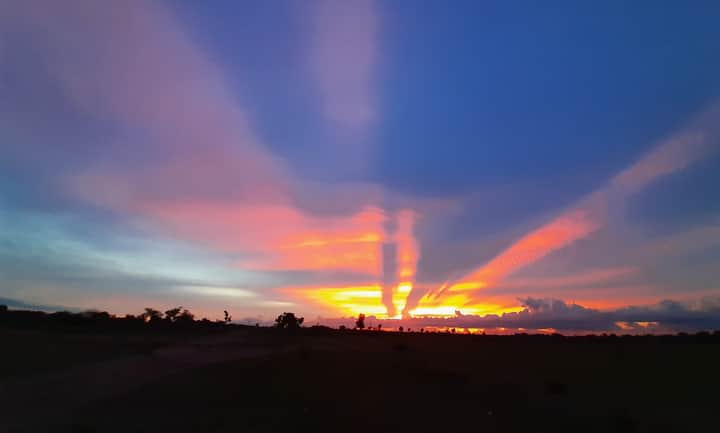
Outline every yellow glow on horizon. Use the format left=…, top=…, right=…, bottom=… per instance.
left=409, top=306, right=459, bottom=317
left=392, top=282, right=413, bottom=315
left=408, top=297, right=523, bottom=318
left=397, top=283, right=412, bottom=293
left=285, top=284, right=388, bottom=317
left=636, top=321, right=658, bottom=328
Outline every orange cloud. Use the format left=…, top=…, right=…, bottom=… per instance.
left=136, top=200, right=386, bottom=273
left=451, top=207, right=603, bottom=291
left=392, top=210, right=419, bottom=316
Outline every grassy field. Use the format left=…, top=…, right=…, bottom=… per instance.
left=1, top=326, right=719, bottom=433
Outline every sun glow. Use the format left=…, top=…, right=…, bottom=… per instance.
left=282, top=208, right=522, bottom=320
left=287, top=285, right=387, bottom=316
left=408, top=290, right=523, bottom=318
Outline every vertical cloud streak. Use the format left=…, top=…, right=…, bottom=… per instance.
left=308, top=0, right=378, bottom=130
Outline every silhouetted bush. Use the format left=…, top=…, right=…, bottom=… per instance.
left=81, top=310, right=112, bottom=322
left=355, top=313, right=366, bottom=330
left=141, top=307, right=163, bottom=323
left=164, top=307, right=182, bottom=322
left=176, top=309, right=195, bottom=324
left=275, top=312, right=304, bottom=329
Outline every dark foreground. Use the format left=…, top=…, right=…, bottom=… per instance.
left=1, top=323, right=719, bottom=433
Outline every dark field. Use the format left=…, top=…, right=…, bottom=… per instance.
left=2, top=324, right=719, bottom=433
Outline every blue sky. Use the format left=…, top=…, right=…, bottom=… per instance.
left=1, top=0, right=719, bottom=331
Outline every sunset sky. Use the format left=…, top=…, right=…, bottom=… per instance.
left=2, top=0, right=720, bottom=332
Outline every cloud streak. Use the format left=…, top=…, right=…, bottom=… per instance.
left=414, top=104, right=720, bottom=312
left=308, top=0, right=379, bottom=130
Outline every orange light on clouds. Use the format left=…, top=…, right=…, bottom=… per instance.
left=282, top=233, right=381, bottom=248
left=636, top=321, right=659, bottom=328
left=395, top=210, right=418, bottom=280
left=139, top=201, right=386, bottom=273
left=285, top=284, right=387, bottom=317
left=409, top=291, right=523, bottom=318
left=450, top=208, right=602, bottom=293
left=392, top=210, right=419, bottom=316
left=414, top=116, right=716, bottom=314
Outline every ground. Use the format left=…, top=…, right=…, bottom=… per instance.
left=1, top=326, right=718, bottom=433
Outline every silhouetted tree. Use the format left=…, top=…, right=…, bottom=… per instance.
left=0, top=304, right=8, bottom=313
left=399, top=326, right=404, bottom=332
left=82, top=310, right=112, bottom=322
left=420, top=328, right=424, bottom=333
left=164, top=307, right=182, bottom=322
left=339, top=325, right=347, bottom=330
left=355, top=313, right=366, bottom=330
left=377, top=323, right=382, bottom=331
left=141, top=308, right=163, bottom=323
left=223, top=310, right=232, bottom=324
left=275, top=312, right=304, bottom=329
left=176, top=309, right=195, bottom=323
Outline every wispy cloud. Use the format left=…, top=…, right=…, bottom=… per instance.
left=415, top=105, right=720, bottom=312
left=139, top=201, right=386, bottom=273
left=173, top=286, right=257, bottom=298
left=635, top=223, right=720, bottom=259
left=501, top=267, right=637, bottom=290
left=308, top=0, right=379, bottom=130
left=0, top=0, right=406, bottom=316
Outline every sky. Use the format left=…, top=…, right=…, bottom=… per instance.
left=2, top=0, right=720, bottom=333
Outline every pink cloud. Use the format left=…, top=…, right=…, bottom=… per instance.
left=3, top=0, right=288, bottom=206
left=308, top=0, right=379, bottom=130
left=503, top=267, right=637, bottom=290
left=1, top=1, right=419, bottom=287
left=137, top=200, right=386, bottom=273
left=611, top=106, right=720, bottom=193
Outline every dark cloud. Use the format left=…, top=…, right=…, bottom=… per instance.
left=386, top=297, right=720, bottom=333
